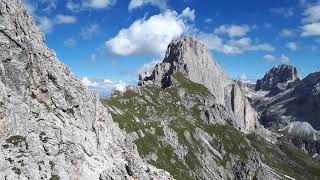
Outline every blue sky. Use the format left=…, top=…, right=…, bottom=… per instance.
left=24, top=0, right=320, bottom=95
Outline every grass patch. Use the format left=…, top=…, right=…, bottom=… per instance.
left=173, top=72, right=209, bottom=96
left=247, top=134, right=320, bottom=180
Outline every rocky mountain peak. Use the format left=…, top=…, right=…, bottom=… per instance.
left=139, top=36, right=258, bottom=132
left=140, top=36, right=231, bottom=105
left=0, top=0, right=170, bottom=179
left=255, top=64, right=299, bottom=91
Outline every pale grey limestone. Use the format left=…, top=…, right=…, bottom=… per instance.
left=0, top=0, right=172, bottom=179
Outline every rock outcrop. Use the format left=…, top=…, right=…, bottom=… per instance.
left=0, top=0, right=171, bottom=179
left=139, top=37, right=258, bottom=132
left=247, top=64, right=320, bottom=158
left=255, top=64, right=299, bottom=92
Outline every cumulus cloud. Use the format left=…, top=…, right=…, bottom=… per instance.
left=55, top=14, right=77, bottom=24
left=197, top=33, right=241, bottom=54
left=80, top=24, right=100, bottom=39
left=128, top=0, right=167, bottom=11
left=287, top=42, right=298, bottom=51
left=214, top=24, right=250, bottom=37
left=280, top=54, right=290, bottom=63
left=197, top=34, right=274, bottom=55
left=301, top=3, right=320, bottom=36
left=106, top=8, right=194, bottom=56
left=302, top=4, right=320, bottom=24
left=38, top=16, right=54, bottom=33
left=81, top=77, right=130, bottom=97
left=301, top=23, right=320, bottom=36
left=263, top=54, right=275, bottom=61
left=280, top=29, right=295, bottom=37
left=36, top=14, right=77, bottom=33
left=181, top=7, right=195, bottom=21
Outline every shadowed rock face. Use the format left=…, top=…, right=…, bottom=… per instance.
left=0, top=0, right=171, bottom=179
left=139, top=36, right=258, bottom=132
left=255, top=64, right=299, bottom=92
left=247, top=64, right=320, bottom=157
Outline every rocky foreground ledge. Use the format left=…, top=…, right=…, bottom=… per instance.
left=0, top=0, right=172, bottom=179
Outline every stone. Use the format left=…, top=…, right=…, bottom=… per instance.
left=0, top=0, right=172, bottom=179
left=139, top=36, right=258, bottom=132
left=255, top=64, right=299, bottom=91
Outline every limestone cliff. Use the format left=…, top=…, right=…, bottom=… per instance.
left=139, top=37, right=258, bottom=132
left=0, top=0, right=171, bottom=179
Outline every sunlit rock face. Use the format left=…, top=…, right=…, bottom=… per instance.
left=0, top=0, right=172, bottom=179
left=139, top=36, right=258, bottom=132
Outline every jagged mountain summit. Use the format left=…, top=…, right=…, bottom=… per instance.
left=0, top=0, right=171, bottom=179
left=105, top=36, right=320, bottom=179
left=246, top=64, right=320, bottom=159
left=255, top=64, right=299, bottom=92
left=140, top=36, right=258, bottom=132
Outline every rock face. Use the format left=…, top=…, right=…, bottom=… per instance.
left=253, top=71, right=320, bottom=130
left=247, top=64, right=320, bottom=157
left=139, top=37, right=258, bottom=132
left=0, top=0, right=171, bottom=179
left=105, top=71, right=320, bottom=180
left=255, top=64, right=299, bottom=92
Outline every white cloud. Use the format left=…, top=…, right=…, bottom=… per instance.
left=66, top=0, right=116, bottom=11
left=204, top=18, right=213, bottom=23
left=106, top=8, right=193, bottom=56
left=301, top=3, right=320, bottom=36
left=239, top=73, right=253, bottom=83
left=270, top=7, right=294, bottom=18
left=66, top=1, right=81, bottom=12
left=301, top=22, right=320, bottom=36
left=139, top=60, right=161, bottom=76
left=197, top=33, right=242, bottom=54
left=280, top=29, right=295, bottom=37
left=263, top=54, right=275, bottom=61
left=64, top=38, right=77, bottom=47
left=38, top=16, right=54, bottom=33
left=80, top=24, right=100, bottom=39
left=81, top=77, right=129, bottom=97
left=82, top=77, right=99, bottom=87
left=280, top=54, right=290, bottom=63
left=114, top=81, right=128, bottom=92
left=197, top=34, right=274, bottom=55
left=82, top=0, right=116, bottom=9
left=263, top=54, right=290, bottom=63
left=55, top=15, right=77, bottom=24
left=214, top=24, right=250, bottom=37
left=302, top=4, right=320, bottom=24
left=128, top=0, right=167, bottom=11
left=104, top=79, right=114, bottom=83
left=181, top=7, right=195, bottom=21
left=287, top=42, right=298, bottom=50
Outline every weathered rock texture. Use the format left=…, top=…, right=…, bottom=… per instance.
left=139, top=37, right=258, bottom=132
left=247, top=64, right=320, bottom=158
left=0, top=0, right=171, bottom=179
left=255, top=64, right=299, bottom=92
